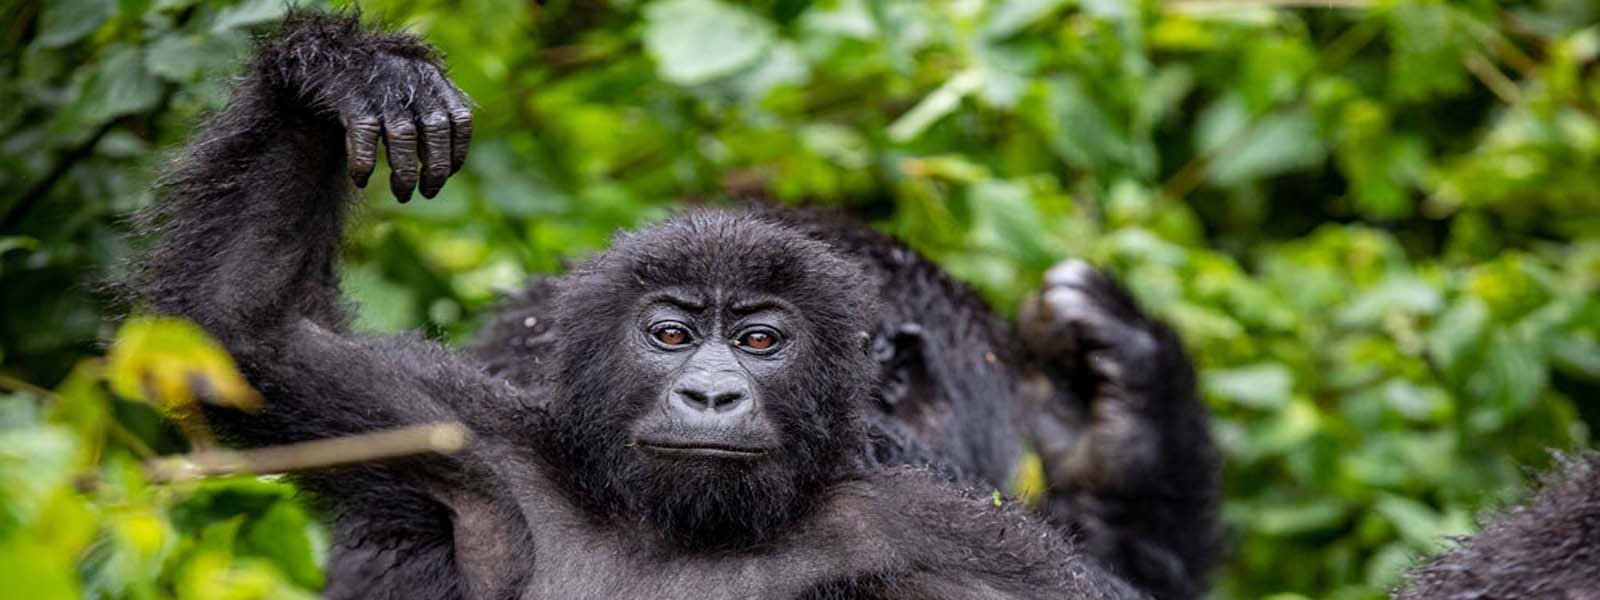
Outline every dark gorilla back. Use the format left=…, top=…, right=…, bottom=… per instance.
left=1395, top=451, right=1600, bottom=598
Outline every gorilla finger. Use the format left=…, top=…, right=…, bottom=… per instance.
left=384, top=116, right=420, bottom=203
left=345, top=115, right=382, bottom=187
left=418, top=111, right=452, bottom=199
left=440, top=83, right=473, bottom=173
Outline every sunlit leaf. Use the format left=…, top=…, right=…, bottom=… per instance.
left=106, top=317, right=261, bottom=413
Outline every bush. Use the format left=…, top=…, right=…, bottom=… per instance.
left=1, top=0, right=1595, bottom=597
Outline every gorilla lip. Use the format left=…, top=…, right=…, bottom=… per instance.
left=634, top=439, right=771, bottom=459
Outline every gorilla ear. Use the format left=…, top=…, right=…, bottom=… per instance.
left=858, top=330, right=872, bottom=355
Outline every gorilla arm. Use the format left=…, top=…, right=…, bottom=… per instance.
left=128, top=13, right=527, bottom=599
left=1019, top=261, right=1221, bottom=599
left=131, top=10, right=489, bottom=450
left=791, top=470, right=1148, bottom=600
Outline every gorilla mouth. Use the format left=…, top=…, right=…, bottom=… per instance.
left=635, top=439, right=771, bottom=459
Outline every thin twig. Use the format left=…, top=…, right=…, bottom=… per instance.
left=0, top=373, right=53, bottom=398
left=147, top=422, right=470, bottom=482
left=1464, top=51, right=1524, bottom=105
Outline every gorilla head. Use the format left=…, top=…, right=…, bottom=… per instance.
left=537, top=211, right=880, bottom=548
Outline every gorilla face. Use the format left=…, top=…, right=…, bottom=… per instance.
left=540, top=211, right=880, bottom=547
left=627, top=289, right=792, bottom=458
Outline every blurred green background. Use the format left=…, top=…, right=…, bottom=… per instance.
left=2, top=0, right=1598, bottom=598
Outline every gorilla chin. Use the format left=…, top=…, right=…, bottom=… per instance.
left=625, top=449, right=817, bottom=549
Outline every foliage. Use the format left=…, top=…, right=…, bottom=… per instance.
left=1, top=0, right=1597, bottom=598
left=1, top=319, right=323, bottom=598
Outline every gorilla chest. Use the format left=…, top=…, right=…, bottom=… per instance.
left=515, top=520, right=809, bottom=600
left=438, top=482, right=816, bottom=599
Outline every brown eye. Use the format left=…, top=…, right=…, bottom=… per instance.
left=653, top=326, right=689, bottom=346
left=737, top=330, right=777, bottom=351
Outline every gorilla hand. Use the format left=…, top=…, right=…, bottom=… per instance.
left=1018, top=259, right=1220, bottom=600
left=260, top=16, right=473, bottom=201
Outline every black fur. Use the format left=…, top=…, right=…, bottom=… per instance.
left=1394, top=451, right=1600, bottom=599
left=130, top=11, right=1218, bottom=599
left=477, top=210, right=1223, bottom=598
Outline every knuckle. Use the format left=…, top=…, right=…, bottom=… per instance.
left=421, top=113, right=450, bottom=129
left=348, top=117, right=382, bottom=134
left=387, top=121, right=418, bottom=138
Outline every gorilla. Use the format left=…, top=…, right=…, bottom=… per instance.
left=130, top=11, right=1219, bottom=599
left=1395, top=451, right=1600, bottom=599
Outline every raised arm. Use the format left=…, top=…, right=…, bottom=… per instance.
left=1019, top=261, right=1221, bottom=599
left=135, top=11, right=469, bottom=340
left=130, top=10, right=485, bottom=439
left=127, top=14, right=513, bottom=598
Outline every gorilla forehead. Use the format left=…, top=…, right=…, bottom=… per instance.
left=566, top=210, right=876, bottom=325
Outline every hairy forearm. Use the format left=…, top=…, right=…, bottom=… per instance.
left=1053, top=328, right=1220, bottom=600
left=127, top=12, right=479, bottom=449
left=132, top=12, right=469, bottom=344
left=136, top=44, right=354, bottom=341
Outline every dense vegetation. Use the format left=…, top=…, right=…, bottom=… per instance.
left=1, top=0, right=1596, bottom=597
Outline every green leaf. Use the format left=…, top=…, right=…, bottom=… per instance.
left=983, top=0, right=1068, bottom=39
left=211, top=0, right=290, bottom=33
left=643, top=0, right=776, bottom=86
left=1027, top=75, right=1134, bottom=175
left=1336, top=277, right=1443, bottom=327
left=1466, top=330, right=1547, bottom=417
left=889, top=69, right=983, bottom=142
left=1365, top=542, right=1417, bottom=589
left=33, top=0, right=116, bottom=49
left=51, top=44, right=164, bottom=135
left=145, top=32, right=248, bottom=83
left=1386, top=2, right=1479, bottom=102
left=239, top=502, right=323, bottom=589
left=1550, top=332, right=1600, bottom=380
left=0, top=423, right=80, bottom=532
left=1252, top=497, right=1347, bottom=536
left=1374, top=494, right=1470, bottom=550
left=1426, top=297, right=1489, bottom=377
left=966, top=179, right=1059, bottom=265
left=1195, top=98, right=1324, bottom=186
left=1204, top=362, right=1293, bottom=409
left=340, top=263, right=420, bottom=333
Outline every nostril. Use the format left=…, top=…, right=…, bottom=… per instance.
left=673, top=388, right=747, bottom=413
left=676, top=388, right=711, bottom=411
left=708, top=391, right=745, bottom=412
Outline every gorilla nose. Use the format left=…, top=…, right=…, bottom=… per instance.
left=671, top=375, right=752, bottom=416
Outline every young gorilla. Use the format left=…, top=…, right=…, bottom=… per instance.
left=132, top=12, right=1217, bottom=600
left=1394, top=452, right=1600, bottom=599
